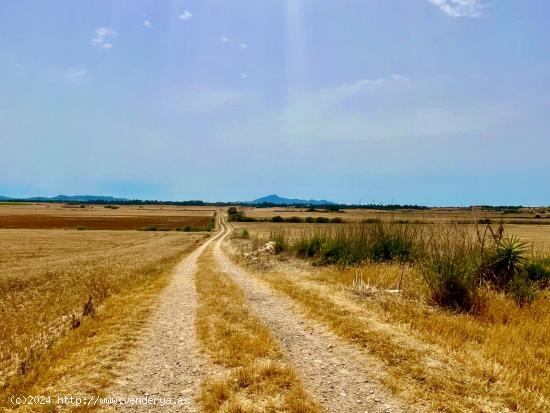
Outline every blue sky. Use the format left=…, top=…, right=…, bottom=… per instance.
left=1, top=0, right=549, bottom=205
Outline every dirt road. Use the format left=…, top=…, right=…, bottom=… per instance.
left=108, top=213, right=406, bottom=412
left=107, top=216, right=225, bottom=412
left=213, top=218, right=406, bottom=413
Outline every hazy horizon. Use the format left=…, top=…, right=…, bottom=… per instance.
left=1, top=0, right=549, bottom=205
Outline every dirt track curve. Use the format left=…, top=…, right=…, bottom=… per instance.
left=214, top=218, right=407, bottom=413
left=107, top=213, right=407, bottom=412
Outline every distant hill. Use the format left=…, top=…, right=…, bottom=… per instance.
left=251, top=194, right=336, bottom=206
left=0, top=195, right=11, bottom=200
left=0, top=194, right=129, bottom=202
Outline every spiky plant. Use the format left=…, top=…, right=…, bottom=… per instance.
left=490, top=236, right=530, bottom=288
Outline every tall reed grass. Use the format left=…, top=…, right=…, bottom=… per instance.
left=266, top=221, right=550, bottom=311
left=274, top=221, right=424, bottom=265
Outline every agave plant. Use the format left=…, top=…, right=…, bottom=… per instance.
left=491, top=236, right=530, bottom=287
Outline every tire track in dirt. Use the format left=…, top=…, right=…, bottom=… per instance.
left=106, top=215, right=225, bottom=412
left=214, top=217, right=411, bottom=413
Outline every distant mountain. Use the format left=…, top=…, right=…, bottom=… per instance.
left=0, top=194, right=129, bottom=202
left=0, top=195, right=11, bottom=200
left=250, top=194, right=336, bottom=206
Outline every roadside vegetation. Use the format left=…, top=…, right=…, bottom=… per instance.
left=195, top=248, right=320, bottom=413
left=229, top=218, right=550, bottom=411
left=262, top=220, right=549, bottom=309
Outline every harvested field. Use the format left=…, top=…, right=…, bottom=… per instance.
left=0, top=228, right=206, bottom=402
left=0, top=213, right=212, bottom=230
left=0, top=203, right=215, bottom=230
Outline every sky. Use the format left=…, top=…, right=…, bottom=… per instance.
left=1, top=0, right=549, bottom=205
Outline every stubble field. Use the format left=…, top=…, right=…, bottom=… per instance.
left=0, top=203, right=215, bottom=230
left=0, top=204, right=216, bottom=407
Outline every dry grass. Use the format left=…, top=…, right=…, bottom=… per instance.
left=0, top=228, right=205, bottom=405
left=304, top=265, right=550, bottom=411
left=4, top=266, right=172, bottom=412
left=195, top=248, right=321, bottom=413
left=228, top=228, right=550, bottom=412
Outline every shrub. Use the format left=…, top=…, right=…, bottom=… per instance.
left=304, top=217, right=315, bottom=223
left=269, top=229, right=288, bottom=254
left=420, top=229, right=480, bottom=311
left=240, top=228, right=251, bottom=239
left=423, top=262, right=476, bottom=310
left=271, top=216, right=284, bottom=223
left=330, top=217, right=344, bottom=223
left=370, top=234, right=414, bottom=262
left=320, top=238, right=357, bottom=265
left=228, top=208, right=257, bottom=222
left=285, top=216, right=304, bottom=223
left=524, top=260, right=550, bottom=288
left=295, top=235, right=325, bottom=258
left=507, top=274, right=537, bottom=306
left=207, top=216, right=216, bottom=231
left=314, top=217, right=330, bottom=224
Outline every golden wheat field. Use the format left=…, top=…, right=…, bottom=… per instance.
left=0, top=205, right=216, bottom=407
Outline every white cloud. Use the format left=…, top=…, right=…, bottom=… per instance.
left=143, top=20, right=151, bottom=28
left=221, top=36, right=249, bottom=49
left=178, top=11, right=193, bottom=20
left=224, top=73, right=509, bottom=145
left=241, top=73, right=249, bottom=79
left=320, top=74, right=411, bottom=102
left=92, top=27, right=117, bottom=49
left=428, top=0, right=486, bottom=18
left=49, top=67, right=89, bottom=85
